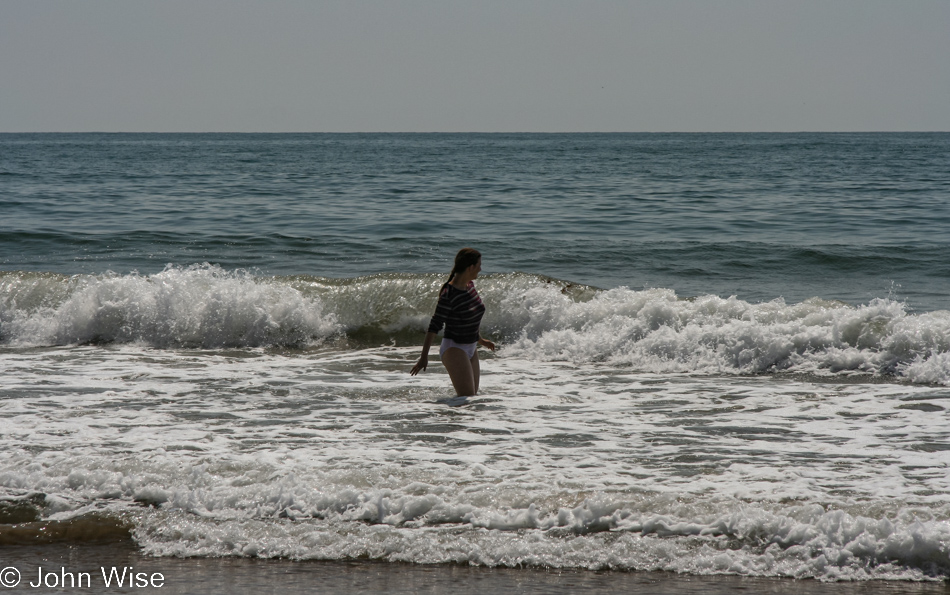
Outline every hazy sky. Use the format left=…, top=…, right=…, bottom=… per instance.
left=2, top=1, right=948, bottom=132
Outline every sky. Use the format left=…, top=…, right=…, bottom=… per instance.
left=1, top=1, right=948, bottom=132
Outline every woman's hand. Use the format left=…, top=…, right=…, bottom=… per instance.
left=478, top=338, right=496, bottom=352
left=410, top=355, right=428, bottom=375
left=411, top=333, right=437, bottom=375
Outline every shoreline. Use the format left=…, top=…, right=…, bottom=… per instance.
left=1, top=544, right=947, bottom=595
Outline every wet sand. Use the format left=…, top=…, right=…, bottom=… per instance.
left=1, top=544, right=947, bottom=595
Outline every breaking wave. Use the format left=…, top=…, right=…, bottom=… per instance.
left=0, top=265, right=340, bottom=348
left=3, top=265, right=950, bottom=384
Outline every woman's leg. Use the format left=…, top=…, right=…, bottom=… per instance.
left=471, top=350, right=480, bottom=394
left=441, top=347, right=476, bottom=396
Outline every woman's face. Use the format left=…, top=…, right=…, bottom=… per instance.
left=470, top=258, right=482, bottom=279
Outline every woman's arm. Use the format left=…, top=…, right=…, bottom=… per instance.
left=413, top=284, right=452, bottom=375
left=410, top=331, right=438, bottom=375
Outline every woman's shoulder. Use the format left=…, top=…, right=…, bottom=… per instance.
left=439, top=282, right=473, bottom=299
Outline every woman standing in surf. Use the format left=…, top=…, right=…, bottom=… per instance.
left=410, top=248, right=495, bottom=396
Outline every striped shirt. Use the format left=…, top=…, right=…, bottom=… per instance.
left=427, top=281, right=485, bottom=344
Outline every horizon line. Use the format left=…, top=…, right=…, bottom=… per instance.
left=2, top=130, right=949, bottom=135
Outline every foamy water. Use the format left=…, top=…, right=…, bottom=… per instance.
left=2, top=288, right=950, bottom=580
left=4, top=266, right=950, bottom=384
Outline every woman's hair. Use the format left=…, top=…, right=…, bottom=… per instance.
left=448, top=248, right=481, bottom=282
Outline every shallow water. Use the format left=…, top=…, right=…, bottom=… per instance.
left=2, top=342, right=950, bottom=580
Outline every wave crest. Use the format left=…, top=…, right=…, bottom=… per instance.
left=4, top=267, right=950, bottom=384
left=499, top=285, right=950, bottom=381
left=0, top=265, right=339, bottom=348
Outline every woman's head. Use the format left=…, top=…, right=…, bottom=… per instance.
left=448, top=248, right=481, bottom=282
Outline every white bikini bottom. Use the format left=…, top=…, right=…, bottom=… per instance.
left=440, top=338, right=477, bottom=359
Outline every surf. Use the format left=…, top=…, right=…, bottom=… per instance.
left=3, top=264, right=950, bottom=385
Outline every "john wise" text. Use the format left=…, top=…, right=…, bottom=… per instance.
left=28, top=566, right=165, bottom=588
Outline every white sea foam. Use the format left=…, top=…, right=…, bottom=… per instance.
left=4, top=268, right=950, bottom=578
left=6, top=457, right=950, bottom=581
left=127, top=503, right=950, bottom=580
left=7, top=266, right=950, bottom=384
left=0, top=265, right=340, bottom=347
left=2, top=345, right=949, bottom=580
left=492, top=283, right=950, bottom=384
left=5, top=268, right=948, bottom=383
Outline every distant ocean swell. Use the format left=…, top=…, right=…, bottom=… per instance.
left=2, top=264, right=950, bottom=384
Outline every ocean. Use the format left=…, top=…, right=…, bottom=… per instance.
left=2, top=133, right=950, bottom=592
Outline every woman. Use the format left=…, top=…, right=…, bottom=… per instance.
left=410, top=248, right=495, bottom=396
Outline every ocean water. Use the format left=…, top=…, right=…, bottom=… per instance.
left=2, top=133, right=950, bottom=584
